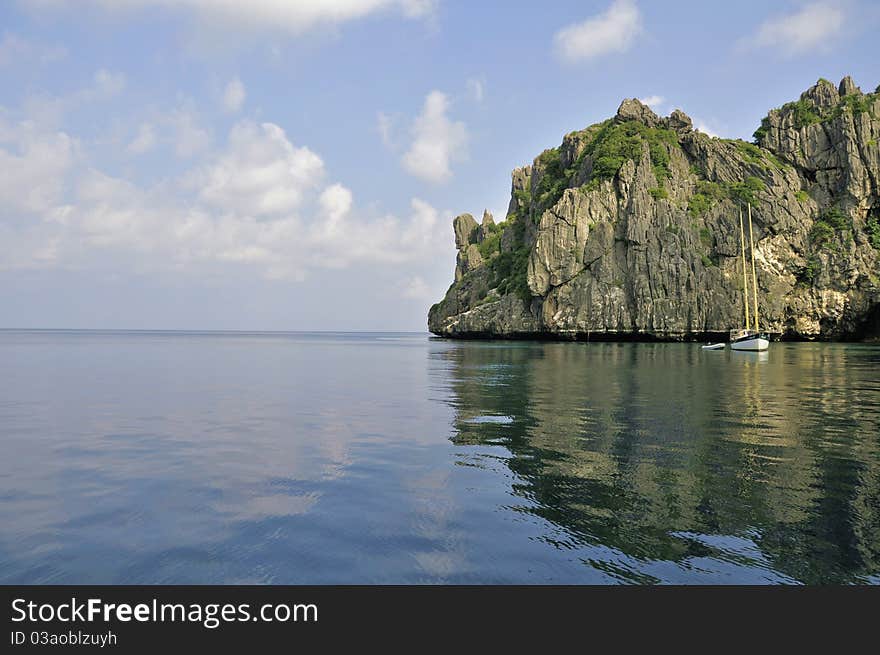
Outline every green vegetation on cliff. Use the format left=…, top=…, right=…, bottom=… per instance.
left=514, top=189, right=531, bottom=207
left=687, top=180, right=725, bottom=217
left=868, top=213, right=880, bottom=250
left=686, top=177, right=766, bottom=217
left=727, top=176, right=766, bottom=205
left=649, top=187, right=668, bottom=200
left=728, top=139, right=785, bottom=171
left=534, top=147, right=568, bottom=211
left=488, top=215, right=531, bottom=303
left=809, top=206, right=850, bottom=249
left=833, top=92, right=876, bottom=118
left=476, top=221, right=503, bottom=259
left=753, top=84, right=879, bottom=142
left=798, top=255, right=822, bottom=286
left=784, top=99, right=822, bottom=128
left=581, top=119, right=678, bottom=185
left=529, top=119, right=681, bottom=215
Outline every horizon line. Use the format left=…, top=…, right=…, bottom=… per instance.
left=0, top=327, right=430, bottom=334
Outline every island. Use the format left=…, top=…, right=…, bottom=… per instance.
left=429, top=76, right=880, bottom=341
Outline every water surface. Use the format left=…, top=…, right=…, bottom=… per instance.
left=1, top=330, right=878, bottom=584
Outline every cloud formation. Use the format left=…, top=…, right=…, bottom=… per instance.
left=192, top=121, right=324, bottom=216
left=693, top=120, right=719, bottom=138
left=168, top=107, right=212, bottom=158
left=553, top=0, right=643, bottom=63
left=0, top=117, right=78, bottom=216
left=0, top=107, right=447, bottom=281
left=744, top=2, right=845, bottom=56
left=638, top=95, right=664, bottom=109
left=22, top=0, right=436, bottom=34
left=126, top=122, right=157, bottom=155
left=402, top=91, right=468, bottom=183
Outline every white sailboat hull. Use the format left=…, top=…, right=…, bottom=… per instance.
left=730, top=336, right=769, bottom=351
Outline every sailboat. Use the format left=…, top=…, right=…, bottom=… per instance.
left=730, top=202, right=769, bottom=351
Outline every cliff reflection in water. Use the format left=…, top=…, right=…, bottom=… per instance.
left=438, top=341, right=880, bottom=584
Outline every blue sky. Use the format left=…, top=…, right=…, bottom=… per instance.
left=1, top=0, right=877, bottom=330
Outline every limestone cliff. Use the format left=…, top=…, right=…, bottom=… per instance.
left=429, top=76, right=880, bottom=340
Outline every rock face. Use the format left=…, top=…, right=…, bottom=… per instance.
left=429, top=77, right=880, bottom=340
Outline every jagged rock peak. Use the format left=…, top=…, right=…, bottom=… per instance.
left=802, top=77, right=840, bottom=109
left=616, top=98, right=659, bottom=127
left=452, top=213, right=478, bottom=250
left=616, top=98, right=692, bottom=133
left=838, top=75, right=861, bottom=97
left=481, top=209, right=495, bottom=228
left=666, top=109, right=693, bottom=134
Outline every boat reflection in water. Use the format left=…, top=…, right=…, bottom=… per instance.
left=730, top=349, right=769, bottom=363
left=438, top=340, right=880, bottom=584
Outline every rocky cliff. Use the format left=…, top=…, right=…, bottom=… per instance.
left=428, top=76, right=880, bottom=340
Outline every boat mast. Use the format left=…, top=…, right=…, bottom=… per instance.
left=748, top=203, right=759, bottom=334
left=739, top=207, right=750, bottom=330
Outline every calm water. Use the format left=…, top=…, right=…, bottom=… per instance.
left=1, top=330, right=878, bottom=585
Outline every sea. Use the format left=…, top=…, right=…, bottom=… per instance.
left=1, top=330, right=878, bottom=584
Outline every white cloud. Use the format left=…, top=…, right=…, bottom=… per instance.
left=193, top=121, right=324, bottom=215
left=315, top=183, right=353, bottom=238
left=169, top=107, right=212, bottom=158
left=22, top=0, right=436, bottom=34
left=301, top=196, right=443, bottom=271
left=553, top=0, right=643, bottom=63
left=398, top=198, right=440, bottom=252
left=0, top=32, right=67, bottom=67
left=402, top=91, right=468, bottom=184
left=398, top=0, right=435, bottom=18
left=0, top=114, right=450, bottom=281
left=223, top=77, right=246, bottom=113
left=0, top=117, right=78, bottom=215
left=744, top=3, right=845, bottom=55
left=122, top=104, right=211, bottom=158
left=126, top=122, right=157, bottom=154
left=466, top=78, right=485, bottom=104
left=638, top=95, right=664, bottom=109
left=694, top=120, right=719, bottom=138
left=10, top=69, right=127, bottom=131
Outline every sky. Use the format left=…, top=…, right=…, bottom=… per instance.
left=0, top=0, right=877, bottom=331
